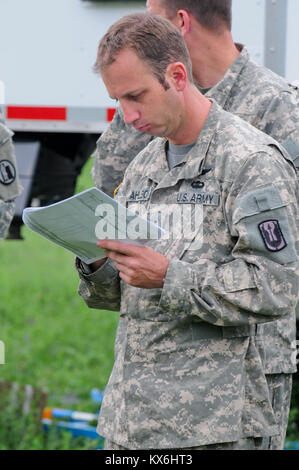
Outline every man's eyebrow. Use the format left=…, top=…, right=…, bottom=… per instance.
left=110, top=89, right=144, bottom=100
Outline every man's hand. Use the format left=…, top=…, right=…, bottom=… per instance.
left=97, top=240, right=170, bottom=289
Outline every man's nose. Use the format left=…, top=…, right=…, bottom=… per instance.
left=121, top=101, right=140, bottom=125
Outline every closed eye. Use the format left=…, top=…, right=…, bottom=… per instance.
left=128, top=92, right=143, bottom=101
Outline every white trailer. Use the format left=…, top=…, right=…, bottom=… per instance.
left=0, top=0, right=146, bottom=237
left=1, top=0, right=146, bottom=134
left=0, top=0, right=298, bottom=237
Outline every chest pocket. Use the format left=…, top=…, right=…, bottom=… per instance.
left=125, top=186, right=160, bottom=243
left=167, top=177, right=224, bottom=261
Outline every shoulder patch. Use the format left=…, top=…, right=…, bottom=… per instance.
left=0, top=160, right=16, bottom=185
left=233, top=185, right=297, bottom=264
left=258, top=220, right=287, bottom=252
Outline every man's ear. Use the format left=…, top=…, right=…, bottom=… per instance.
left=175, top=9, right=192, bottom=37
left=166, top=62, right=187, bottom=92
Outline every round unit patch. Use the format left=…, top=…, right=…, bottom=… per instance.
left=0, top=160, right=16, bottom=185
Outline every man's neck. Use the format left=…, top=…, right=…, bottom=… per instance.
left=168, top=86, right=212, bottom=145
left=187, top=27, right=240, bottom=89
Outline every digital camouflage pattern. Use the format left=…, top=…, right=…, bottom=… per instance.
left=264, top=374, right=293, bottom=450
left=0, top=201, right=15, bottom=240
left=103, top=437, right=270, bottom=450
left=77, top=102, right=299, bottom=449
left=104, top=370, right=291, bottom=450
left=103, top=374, right=291, bottom=449
left=0, top=111, right=21, bottom=240
left=93, top=45, right=299, bottom=378
left=204, top=46, right=299, bottom=143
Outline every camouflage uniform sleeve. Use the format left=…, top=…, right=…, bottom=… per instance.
left=257, top=89, right=299, bottom=144
left=159, top=150, right=299, bottom=327
left=76, top=257, right=120, bottom=311
left=92, top=107, right=153, bottom=197
left=0, top=200, right=15, bottom=240
left=0, top=121, right=22, bottom=240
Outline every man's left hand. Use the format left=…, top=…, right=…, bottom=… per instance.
left=97, top=240, right=170, bottom=289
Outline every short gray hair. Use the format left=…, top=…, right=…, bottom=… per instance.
left=93, top=13, right=193, bottom=89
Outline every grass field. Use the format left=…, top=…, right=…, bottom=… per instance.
left=0, top=157, right=119, bottom=448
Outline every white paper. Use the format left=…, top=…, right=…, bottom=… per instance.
left=22, top=187, right=164, bottom=264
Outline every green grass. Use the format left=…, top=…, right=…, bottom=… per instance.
left=0, top=226, right=118, bottom=400
left=0, top=157, right=118, bottom=448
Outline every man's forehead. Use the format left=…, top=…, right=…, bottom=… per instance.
left=102, top=49, right=152, bottom=99
left=110, top=48, right=144, bottom=69
left=102, top=48, right=146, bottom=80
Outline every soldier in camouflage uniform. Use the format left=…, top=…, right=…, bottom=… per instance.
left=92, top=0, right=299, bottom=449
left=77, top=14, right=299, bottom=450
left=0, top=110, right=21, bottom=240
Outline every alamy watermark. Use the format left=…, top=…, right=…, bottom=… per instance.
left=0, top=340, right=5, bottom=365
left=94, top=202, right=204, bottom=251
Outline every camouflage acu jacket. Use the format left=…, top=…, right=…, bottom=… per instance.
left=77, top=102, right=299, bottom=448
left=93, top=45, right=299, bottom=375
left=0, top=111, right=21, bottom=240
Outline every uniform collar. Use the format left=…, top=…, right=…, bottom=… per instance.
left=142, top=100, right=221, bottom=189
left=205, top=44, right=250, bottom=108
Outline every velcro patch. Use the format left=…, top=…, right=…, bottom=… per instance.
left=191, top=181, right=205, bottom=189
left=128, top=188, right=152, bottom=202
left=258, top=220, right=287, bottom=252
left=281, top=138, right=299, bottom=168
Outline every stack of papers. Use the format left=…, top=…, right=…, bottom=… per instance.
left=22, top=187, right=164, bottom=264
